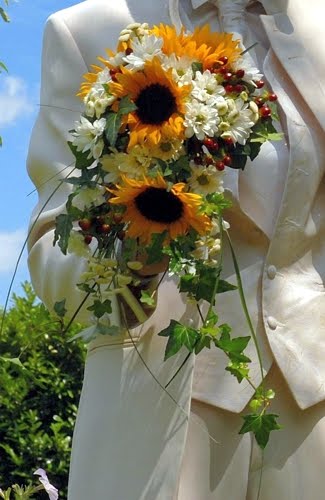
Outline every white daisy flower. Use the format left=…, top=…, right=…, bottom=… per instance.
left=192, top=70, right=225, bottom=104
left=233, top=56, right=263, bottom=86
left=124, top=34, right=163, bottom=71
left=184, top=99, right=220, bottom=140
left=67, top=231, right=91, bottom=258
left=188, top=163, right=224, bottom=195
left=221, top=98, right=255, bottom=145
left=72, top=185, right=106, bottom=211
left=72, top=116, right=106, bottom=159
left=161, top=54, right=194, bottom=85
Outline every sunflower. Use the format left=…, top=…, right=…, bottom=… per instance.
left=150, top=24, right=210, bottom=62
left=189, top=25, right=242, bottom=70
left=109, top=176, right=211, bottom=244
left=109, top=57, right=191, bottom=149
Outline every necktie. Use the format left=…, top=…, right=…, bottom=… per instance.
left=209, top=0, right=252, bottom=44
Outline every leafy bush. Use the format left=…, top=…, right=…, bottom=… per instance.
left=0, top=283, right=86, bottom=499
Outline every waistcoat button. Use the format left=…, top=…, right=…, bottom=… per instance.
left=267, top=265, right=277, bottom=279
left=267, top=316, right=277, bottom=330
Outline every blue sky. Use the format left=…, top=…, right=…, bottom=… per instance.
left=0, top=0, right=78, bottom=306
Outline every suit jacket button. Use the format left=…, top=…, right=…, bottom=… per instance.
left=267, top=265, right=277, bottom=279
left=267, top=316, right=277, bottom=330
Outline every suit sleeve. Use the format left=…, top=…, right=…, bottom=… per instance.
left=27, top=13, right=120, bottom=326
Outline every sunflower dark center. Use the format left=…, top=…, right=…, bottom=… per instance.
left=135, top=84, right=177, bottom=125
left=135, top=187, right=183, bottom=223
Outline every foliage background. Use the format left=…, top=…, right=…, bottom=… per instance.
left=0, top=283, right=85, bottom=499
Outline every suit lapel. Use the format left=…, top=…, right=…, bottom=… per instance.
left=260, top=9, right=325, bottom=132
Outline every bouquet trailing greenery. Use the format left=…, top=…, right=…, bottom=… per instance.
left=53, top=22, right=282, bottom=447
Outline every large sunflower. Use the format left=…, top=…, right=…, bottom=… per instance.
left=189, top=25, right=242, bottom=70
left=109, top=57, right=191, bottom=149
left=109, top=176, right=211, bottom=244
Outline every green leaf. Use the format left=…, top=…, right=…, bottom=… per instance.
left=217, top=334, right=250, bottom=354
left=248, top=141, right=261, bottom=161
left=192, top=61, right=203, bottom=74
left=239, top=413, right=282, bottom=449
left=158, top=320, right=200, bottom=360
left=0, top=357, right=26, bottom=370
left=140, top=291, right=156, bottom=307
left=67, top=141, right=93, bottom=169
left=105, top=112, right=122, bottom=147
left=194, top=335, right=211, bottom=355
left=54, top=299, right=67, bottom=318
left=226, top=362, right=249, bottom=382
left=145, top=231, right=167, bottom=265
left=217, top=279, right=237, bottom=293
left=0, top=7, right=10, bottom=22
left=118, top=95, right=137, bottom=115
left=53, top=213, right=73, bottom=254
left=87, top=299, right=112, bottom=318
left=0, top=60, right=8, bottom=72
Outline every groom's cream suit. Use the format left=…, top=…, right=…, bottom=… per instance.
left=27, top=0, right=325, bottom=498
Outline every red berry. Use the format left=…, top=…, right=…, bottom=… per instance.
left=84, top=235, right=93, bottom=245
left=223, top=72, right=233, bottom=81
left=110, top=69, right=119, bottom=82
left=260, top=106, right=272, bottom=118
left=203, top=137, right=214, bottom=148
left=78, top=219, right=92, bottom=231
left=219, top=66, right=229, bottom=75
left=235, top=69, right=245, bottom=78
left=203, top=138, right=219, bottom=152
left=125, top=47, right=133, bottom=55
left=205, top=156, right=214, bottom=166
left=98, top=224, right=111, bottom=234
left=223, top=137, right=234, bottom=148
left=215, top=161, right=225, bottom=171
left=225, top=84, right=234, bottom=93
left=219, top=56, right=229, bottom=65
left=254, top=97, right=264, bottom=107
left=234, top=84, right=244, bottom=93
left=223, top=155, right=232, bottom=166
left=268, top=93, right=278, bottom=102
left=255, top=79, right=265, bottom=89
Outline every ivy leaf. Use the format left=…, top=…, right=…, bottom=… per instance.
left=67, top=141, right=93, bottom=169
left=118, top=95, right=137, bottom=115
left=217, top=279, right=237, bottom=293
left=140, top=291, right=156, bottom=307
left=239, top=413, right=282, bottom=449
left=87, top=299, right=112, bottom=318
left=158, top=320, right=200, bottom=360
left=217, top=334, right=251, bottom=354
left=105, top=112, right=122, bottom=147
left=53, top=213, right=73, bottom=254
left=146, top=231, right=167, bottom=264
left=248, top=141, right=262, bottom=161
left=54, top=299, right=67, bottom=318
left=194, top=335, right=211, bottom=354
left=226, top=362, right=250, bottom=382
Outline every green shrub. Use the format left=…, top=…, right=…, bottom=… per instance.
left=0, top=283, right=86, bottom=499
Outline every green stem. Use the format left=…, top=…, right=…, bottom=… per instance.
left=118, top=286, right=149, bottom=324
left=225, top=230, right=265, bottom=387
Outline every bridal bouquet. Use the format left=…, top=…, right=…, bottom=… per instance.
left=54, top=22, right=281, bottom=446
